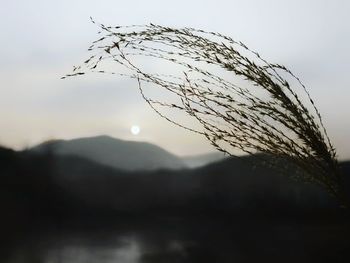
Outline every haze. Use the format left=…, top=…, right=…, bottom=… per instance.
left=0, top=0, right=349, bottom=159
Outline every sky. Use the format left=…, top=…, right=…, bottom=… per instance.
left=0, top=0, right=349, bottom=158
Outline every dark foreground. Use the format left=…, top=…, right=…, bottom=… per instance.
left=1, top=214, right=350, bottom=263
left=1, top=146, right=350, bottom=262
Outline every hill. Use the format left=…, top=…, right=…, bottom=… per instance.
left=181, top=152, right=227, bottom=168
left=2, top=146, right=349, bottom=217
left=30, top=135, right=186, bottom=171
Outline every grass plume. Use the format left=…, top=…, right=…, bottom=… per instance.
left=65, top=20, right=346, bottom=206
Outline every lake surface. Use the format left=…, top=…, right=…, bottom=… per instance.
left=2, top=216, right=350, bottom=263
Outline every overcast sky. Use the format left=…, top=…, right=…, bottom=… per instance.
left=0, top=0, right=349, bottom=158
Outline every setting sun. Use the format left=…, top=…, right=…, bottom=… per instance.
left=131, top=125, right=140, bottom=135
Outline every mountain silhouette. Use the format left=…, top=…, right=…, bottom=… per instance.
left=3, top=145, right=349, bottom=217
left=30, top=135, right=186, bottom=171
left=2, top=145, right=350, bottom=263
left=181, top=152, right=227, bottom=168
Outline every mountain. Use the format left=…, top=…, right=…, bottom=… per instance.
left=30, top=135, right=186, bottom=171
left=182, top=152, right=227, bottom=168
left=3, top=144, right=350, bottom=217
left=2, top=146, right=350, bottom=263
left=50, top=154, right=350, bottom=214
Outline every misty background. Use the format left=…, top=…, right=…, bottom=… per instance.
left=1, top=1, right=350, bottom=262
left=0, top=0, right=349, bottom=158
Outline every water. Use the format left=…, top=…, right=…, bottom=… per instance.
left=2, top=217, right=350, bottom=263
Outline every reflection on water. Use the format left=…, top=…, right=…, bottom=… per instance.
left=10, top=240, right=140, bottom=263
left=44, top=237, right=140, bottom=263
left=2, top=217, right=350, bottom=263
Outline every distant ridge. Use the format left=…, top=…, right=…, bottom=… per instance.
left=30, top=135, right=186, bottom=171
left=181, top=152, right=227, bottom=168
left=3, top=145, right=349, bottom=215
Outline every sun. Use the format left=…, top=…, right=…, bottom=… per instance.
left=131, top=125, right=140, bottom=135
